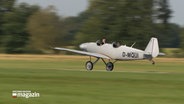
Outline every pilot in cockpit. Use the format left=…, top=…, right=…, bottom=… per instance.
left=101, top=37, right=106, bottom=45
left=96, top=37, right=106, bottom=46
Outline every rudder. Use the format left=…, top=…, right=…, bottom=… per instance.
left=144, top=37, right=159, bottom=58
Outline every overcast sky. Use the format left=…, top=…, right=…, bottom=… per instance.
left=17, top=0, right=184, bottom=26
left=17, top=0, right=89, bottom=17
left=169, top=0, right=184, bottom=26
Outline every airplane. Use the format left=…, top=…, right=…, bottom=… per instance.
left=54, top=37, right=165, bottom=71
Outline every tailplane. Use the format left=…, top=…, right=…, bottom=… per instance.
left=144, top=37, right=159, bottom=58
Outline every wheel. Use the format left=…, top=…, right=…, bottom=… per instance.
left=151, top=60, right=155, bottom=65
left=85, top=61, right=93, bottom=71
left=106, top=62, right=114, bottom=71
left=152, top=61, right=155, bottom=65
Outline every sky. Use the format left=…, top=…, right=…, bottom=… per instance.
left=169, top=0, right=184, bottom=26
left=16, top=0, right=89, bottom=17
left=17, top=0, right=184, bottom=26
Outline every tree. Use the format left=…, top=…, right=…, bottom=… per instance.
left=63, top=11, right=92, bottom=46
left=180, top=27, right=184, bottom=50
left=0, top=0, right=15, bottom=51
left=1, top=3, right=40, bottom=53
left=76, top=0, right=154, bottom=49
left=153, top=0, right=177, bottom=48
left=0, top=0, right=15, bottom=27
left=118, top=0, right=154, bottom=48
left=154, top=23, right=180, bottom=48
left=155, top=0, right=172, bottom=25
left=27, top=6, right=62, bottom=52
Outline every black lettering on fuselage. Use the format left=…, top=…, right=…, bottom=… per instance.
left=122, top=52, right=139, bottom=58
left=122, top=52, right=126, bottom=57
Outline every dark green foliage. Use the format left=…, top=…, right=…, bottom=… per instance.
left=27, top=6, right=64, bottom=52
left=63, top=11, right=91, bottom=46
left=76, top=0, right=155, bottom=49
left=75, top=0, right=180, bottom=49
left=154, top=23, right=180, bottom=48
left=0, top=0, right=16, bottom=49
left=155, top=0, right=172, bottom=25
left=152, top=0, right=176, bottom=48
left=180, top=27, right=184, bottom=50
left=1, top=3, right=39, bottom=53
left=0, top=0, right=182, bottom=54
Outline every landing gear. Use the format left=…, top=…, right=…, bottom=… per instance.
left=85, top=57, right=115, bottom=71
left=149, top=59, right=155, bottom=65
left=85, top=57, right=100, bottom=71
left=106, top=62, right=114, bottom=71
left=151, top=60, right=155, bottom=65
left=85, top=61, right=93, bottom=71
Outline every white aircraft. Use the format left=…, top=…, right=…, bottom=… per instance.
left=54, top=37, right=164, bottom=71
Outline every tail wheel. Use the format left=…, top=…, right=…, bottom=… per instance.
left=106, top=62, right=114, bottom=71
left=85, top=61, right=93, bottom=71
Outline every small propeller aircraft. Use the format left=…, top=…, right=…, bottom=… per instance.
left=54, top=37, right=164, bottom=71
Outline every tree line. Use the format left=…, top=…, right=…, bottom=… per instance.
left=0, top=0, right=183, bottom=54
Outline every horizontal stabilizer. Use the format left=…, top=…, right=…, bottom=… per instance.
left=158, top=52, right=165, bottom=56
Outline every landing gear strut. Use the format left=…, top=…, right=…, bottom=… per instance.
left=149, top=58, right=155, bottom=65
left=151, top=60, right=155, bottom=65
left=85, top=57, right=115, bottom=71
left=85, top=57, right=100, bottom=71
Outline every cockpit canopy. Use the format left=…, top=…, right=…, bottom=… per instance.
left=96, top=40, right=121, bottom=48
left=96, top=40, right=104, bottom=46
left=112, top=41, right=121, bottom=48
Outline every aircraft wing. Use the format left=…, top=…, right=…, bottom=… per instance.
left=54, top=47, right=111, bottom=59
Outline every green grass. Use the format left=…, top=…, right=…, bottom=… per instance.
left=0, top=55, right=184, bottom=104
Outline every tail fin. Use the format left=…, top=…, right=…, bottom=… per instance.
left=144, top=37, right=159, bottom=58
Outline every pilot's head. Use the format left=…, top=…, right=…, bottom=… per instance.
left=102, top=37, right=106, bottom=43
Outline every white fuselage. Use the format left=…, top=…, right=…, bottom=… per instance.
left=80, top=42, right=145, bottom=60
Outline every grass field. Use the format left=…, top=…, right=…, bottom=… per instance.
left=0, top=54, right=184, bottom=104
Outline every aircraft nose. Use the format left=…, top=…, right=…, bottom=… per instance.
left=79, top=43, right=87, bottom=50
